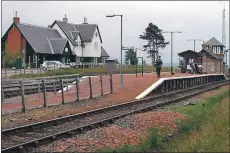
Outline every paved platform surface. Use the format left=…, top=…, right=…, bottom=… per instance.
left=2, top=72, right=195, bottom=115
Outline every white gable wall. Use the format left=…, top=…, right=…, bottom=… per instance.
left=82, top=27, right=101, bottom=57
left=73, top=36, right=83, bottom=62
left=52, top=23, right=74, bottom=51
left=52, top=23, right=102, bottom=59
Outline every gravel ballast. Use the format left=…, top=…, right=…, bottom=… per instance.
left=27, top=85, right=228, bottom=152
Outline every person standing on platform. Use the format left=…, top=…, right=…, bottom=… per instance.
left=155, top=56, right=163, bottom=78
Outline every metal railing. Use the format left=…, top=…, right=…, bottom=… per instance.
left=1, top=69, right=43, bottom=79
left=69, top=62, right=107, bottom=68
left=1, top=74, right=113, bottom=115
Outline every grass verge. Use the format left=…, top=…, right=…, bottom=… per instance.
left=164, top=89, right=230, bottom=152
left=9, top=67, right=171, bottom=79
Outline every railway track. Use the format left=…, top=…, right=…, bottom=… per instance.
left=2, top=80, right=229, bottom=153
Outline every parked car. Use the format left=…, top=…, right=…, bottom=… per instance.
left=41, top=61, right=70, bottom=71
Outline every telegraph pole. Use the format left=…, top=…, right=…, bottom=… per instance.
left=163, top=31, right=182, bottom=75
left=187, top=39, right=203, bottom=51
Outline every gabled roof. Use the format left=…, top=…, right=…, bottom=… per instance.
left=199, top=49, right=222, bottom=60
left=74, top=24, right=99, bottom=42
left=101, top=46, right=110, bottom=57
left=206, top=37, right=224, bottom=47
left=52, top=21, right=77, bottom=46
left=16, top=23, right=63, bottom=54
left=178, top=50, right=201, bottom=57
left=48, top=38, right=68, bottom=54
left=51, top=20, right=102, bottom=46
left=70, top=31, right=80, bottom=40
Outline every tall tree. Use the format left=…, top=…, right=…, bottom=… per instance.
left=124, top=49, right=138, bottom=65
left=139, top=23, right=169, bottom=66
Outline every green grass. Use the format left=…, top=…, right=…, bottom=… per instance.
left=164, top=89, right=230, bottom=152
left=9, top=66, right=171, bottom=79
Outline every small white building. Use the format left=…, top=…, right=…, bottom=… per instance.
left=50, top=15, right=110, bottom=64
left=2, top=13, right=110, bottom=68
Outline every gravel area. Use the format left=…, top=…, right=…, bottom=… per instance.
left=2, top=72, right=195, bottom=129
left=29, top=111, right=186, bottom=152
left=27, top=84, right=229, bottom=152
left=2, top=91, right=185, bottom=148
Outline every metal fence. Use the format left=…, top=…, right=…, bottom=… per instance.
left=1, top=74, right=113, bottom=115
left=1, top=69, right=43, bottom=79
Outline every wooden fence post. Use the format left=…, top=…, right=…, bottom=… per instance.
left=89, top=77, right=93, bottom=98
left=42, top=79, right=47, bottom=107
left=1, top=90, right=4, bottom=104
left=110, top=74, right=113, bottom=94
left=20, top=80, right=26, bottom=113
left=100, top=76, right=103, bottom=96
left=60, top=79, right=65, bottom=104
left=76, top=76, right=80, bottom=102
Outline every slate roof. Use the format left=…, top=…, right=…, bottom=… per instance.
left=16, top=23, right=63, bottom=54
left=178, top=50, right=201, bottom=57
left=74, top=24, right=98, bottom=42
left=48, top=38, right=68, bottom=54
left=54, top=21, right=77, bottom=46
left=101, top=46, right=110, bottom=57
left=70, top=31, right=80, bottom=40
left=53, top=20, right=102, bottom=46
left=206, top=37, right=224, bottom=47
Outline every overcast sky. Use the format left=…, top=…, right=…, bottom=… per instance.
left=1, top=1, right=230, bottom=65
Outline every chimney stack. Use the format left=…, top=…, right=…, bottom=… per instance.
left=63, top=14, right=68, bottom=23
left=83, top=17, right=88, bottom=24
left=13, top=11, right=20, bottom=23
left=201, top=41, right=206, bottom=50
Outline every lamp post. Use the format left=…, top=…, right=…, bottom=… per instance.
left=162, top=31, right=182, bottom=75
left=106, top=14, right=123, bottom=89
left=187, top=39, right=203, bottom=51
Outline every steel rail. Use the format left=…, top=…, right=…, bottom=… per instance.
left=1, top=80, right=229, bottom=153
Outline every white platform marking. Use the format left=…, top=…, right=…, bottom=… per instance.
left=135, top=74, right=225, bottom=100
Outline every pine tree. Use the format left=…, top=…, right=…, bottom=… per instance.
left=139, top=23, right=169, bottom=66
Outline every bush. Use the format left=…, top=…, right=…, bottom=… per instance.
left=3, top=51, right=21, bottom=68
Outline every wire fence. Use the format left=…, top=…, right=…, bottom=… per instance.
left=1, top=74, right=113, bottom=115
